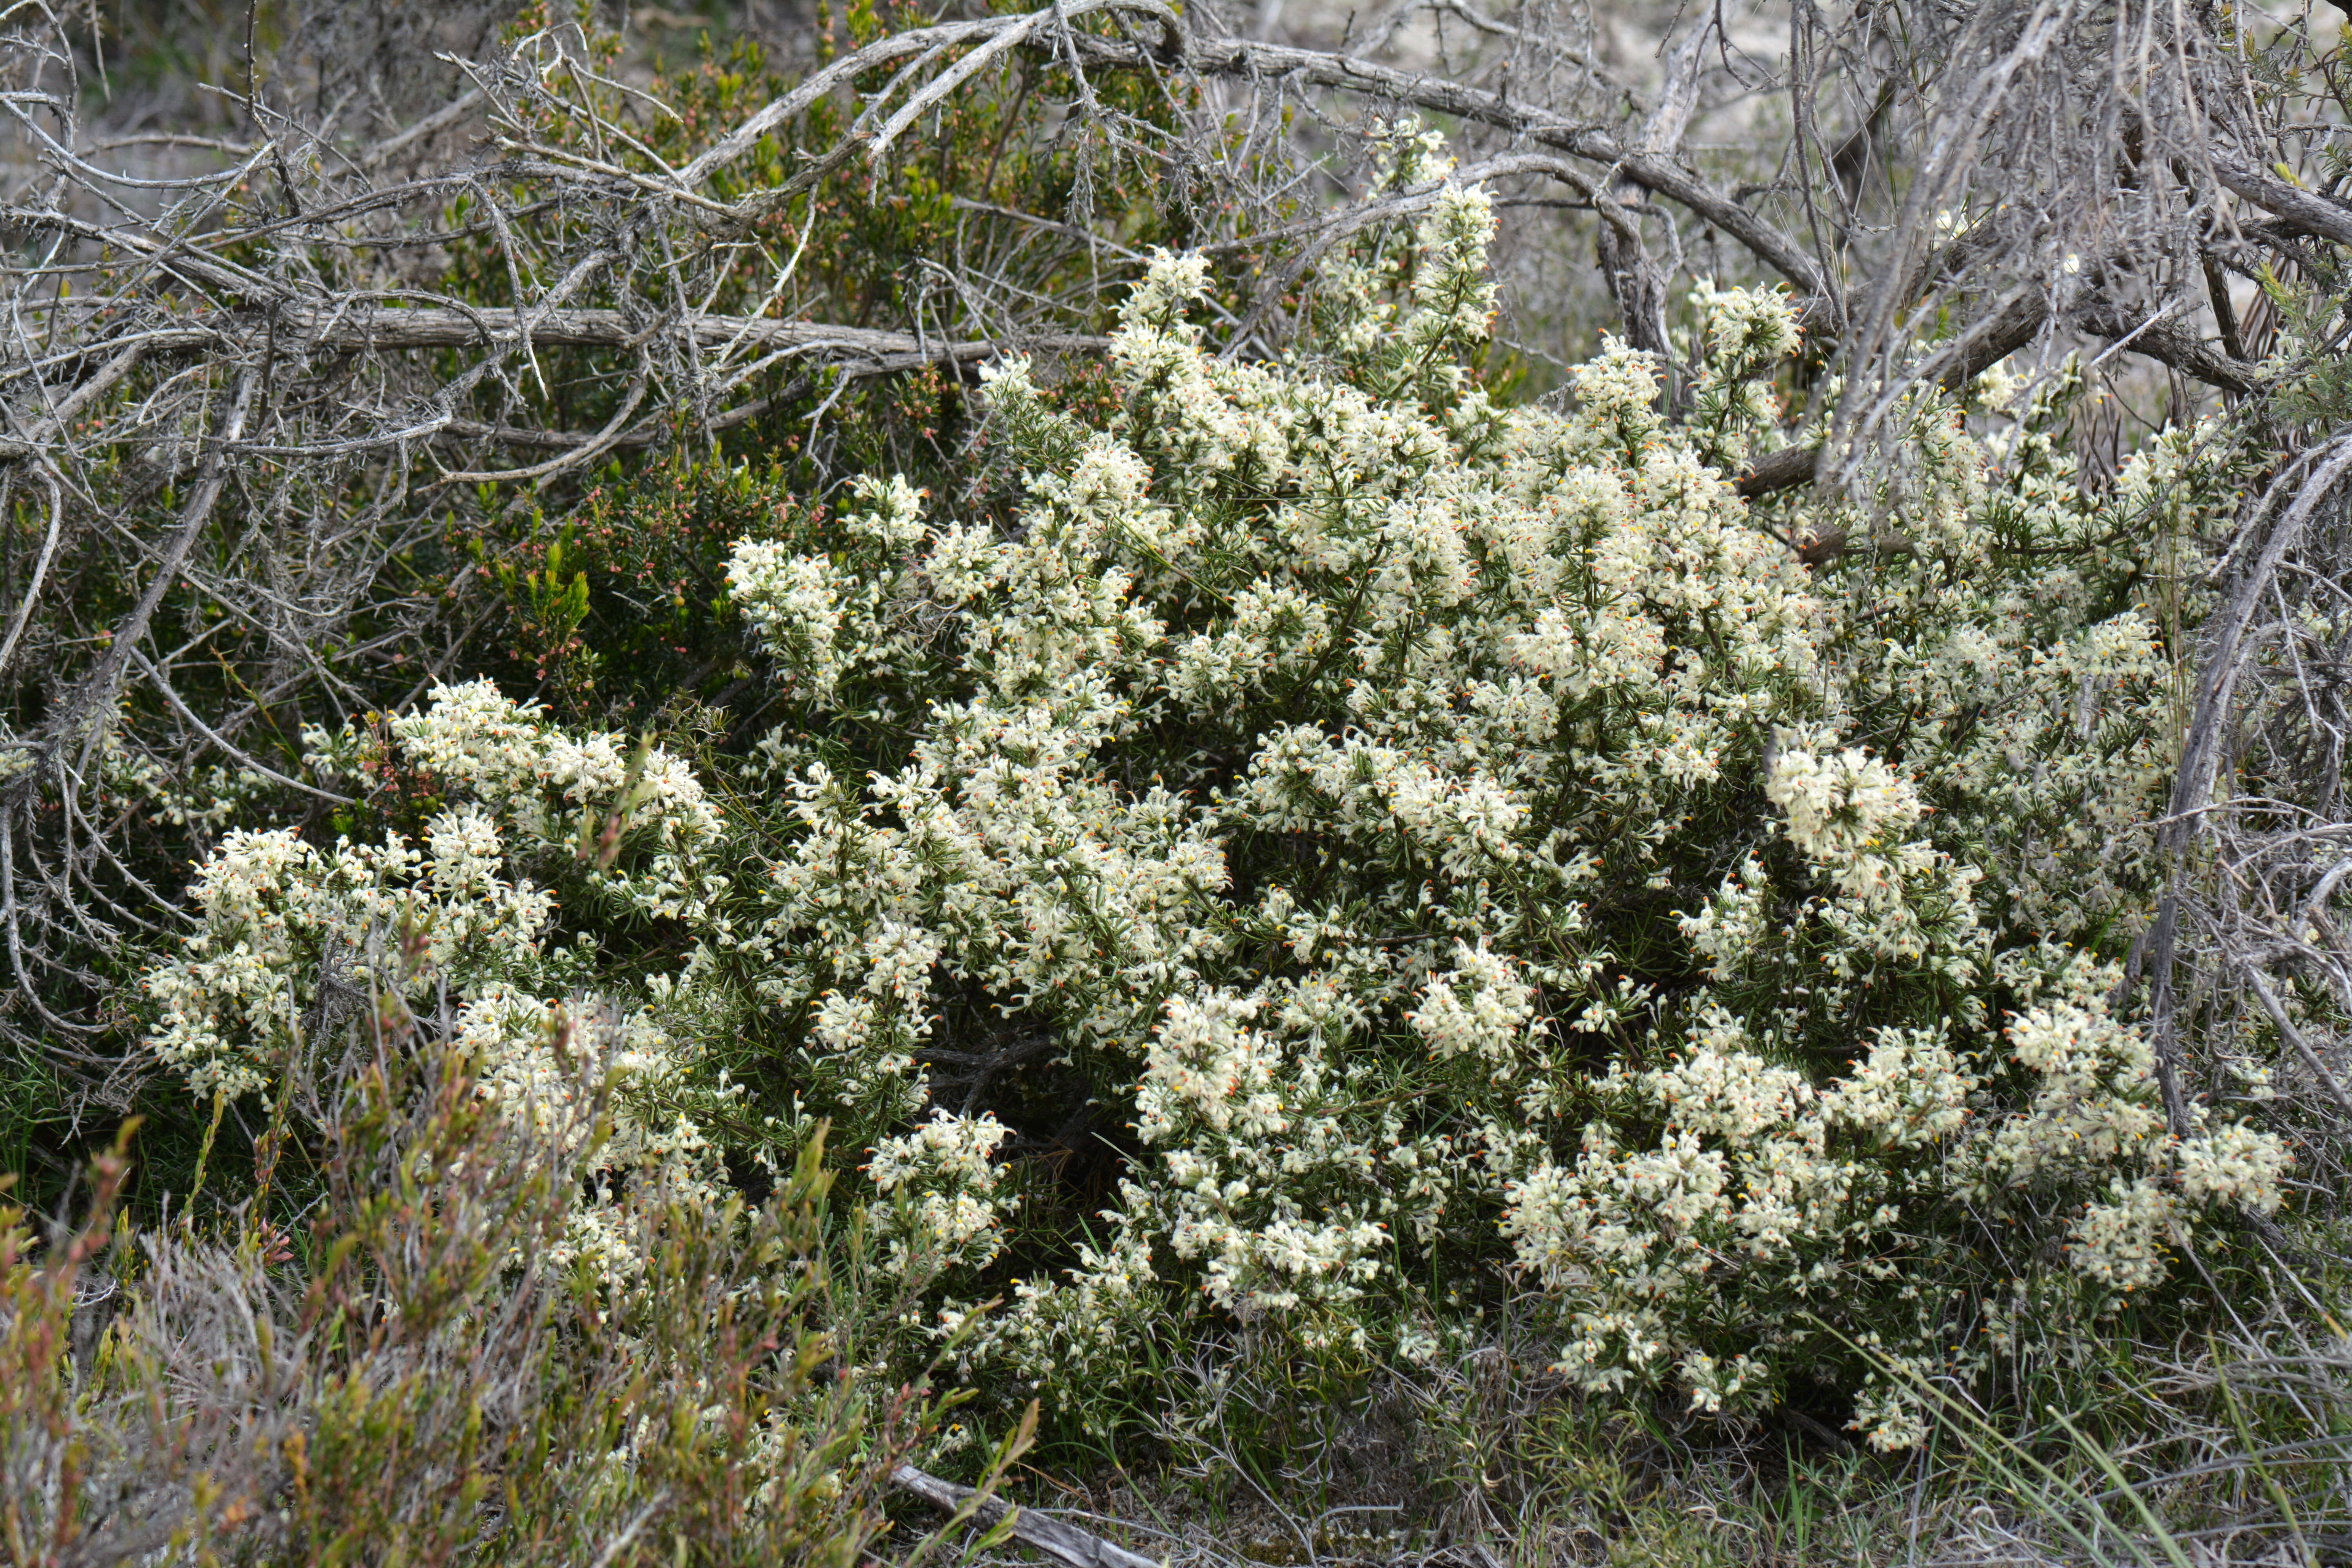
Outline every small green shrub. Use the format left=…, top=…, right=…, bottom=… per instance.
left=2, top=973, right=959, bottom=1566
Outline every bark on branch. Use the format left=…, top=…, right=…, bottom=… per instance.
left=2209, top=153, right=2352, bottom=249
left=1154, top=40, right=1832, bottom=300
left=11, top=304, right=1105, bottom=367
left=1735, top=290, right=2256, bottom=499
left=891, top=1465, right=1161, bottom=1568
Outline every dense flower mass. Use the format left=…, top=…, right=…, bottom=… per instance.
left=146, top=681, right=741, bottom=1288
left=145, top=143, right=2285, bottom=1450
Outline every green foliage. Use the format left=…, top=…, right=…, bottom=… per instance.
left=0, top=984, right=957, bottom=1566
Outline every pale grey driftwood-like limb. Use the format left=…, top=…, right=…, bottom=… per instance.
left=891, top=1463, right=1162, bottom=1568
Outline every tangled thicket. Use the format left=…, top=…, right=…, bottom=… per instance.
left=16, top=0, right=2352, bottom=1562
left=108, top=148, right=2298, bottom=1465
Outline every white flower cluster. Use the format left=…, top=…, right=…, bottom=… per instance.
left=456, top=986, right=733, bottom=1290
left=1503, top=952, right=2286, bottom=1448
left=1409, top=942, right=1537, bottom=1070
left=147, top=822, right=556, bottom=1100
left=1140, top=992, right=1286, bottom=1140
left=147, top=681, right=740, bottom=1290
left=378, top=678, right=727, bottom=926
left=1763, top=727, right=1930, bottom=909
left=868, top=1109, right=1014, bottom=1275
left=726, top=475, right=929, bottom=704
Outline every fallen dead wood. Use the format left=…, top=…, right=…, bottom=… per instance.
left=891, top=1463, right=1161, bottom=1568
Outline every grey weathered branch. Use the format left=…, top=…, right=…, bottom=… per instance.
left=1089, top=36, right=1837, bottom=302
left=676, top=0, right=1182, bottom=186
left=2239, top=963, right=2352, bottom=1120
left=1595, top=24, right=1709, bottom=356
left=2071, top=296, right=2259, bottom=395
left=665, top=14, right=1830, bottom=303
left=4, top=304, right=1105, bottom=367
left=0, top=308, right=1107, bottom=468
left=2148, top=439, right=2352, bottom=1134
left=2209, top=153, right=2352, bottom=250
left=1736, top=287, right=2256, bottom=500
left=891, top=1464, right=1161, bottom=1568
left=1733, top=443, right=1822, bottom=499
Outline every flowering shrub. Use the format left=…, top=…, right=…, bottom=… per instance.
left=144, top=142, right=2288, bottom=1451
left=144, top=680, right=749, bottom=1290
